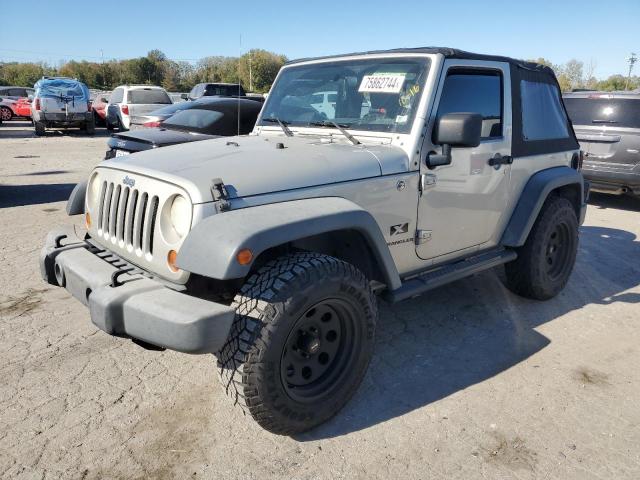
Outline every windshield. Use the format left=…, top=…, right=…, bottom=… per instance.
left=37, top=79, right=88, bottom=99
left=204, top=84, right=245, bottom=96
left=564, top=97, right=640, bottom=129
left=128, top=89, right=171, bottom=104
left=162, top=109, right=224, bottom=132
left=259, top=57, right=430, bottom=134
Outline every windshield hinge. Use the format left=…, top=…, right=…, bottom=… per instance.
left=211, top=178, right=230, bottom=212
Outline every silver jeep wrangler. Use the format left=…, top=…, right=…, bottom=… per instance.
left=41, top=48, right=588, bottom=435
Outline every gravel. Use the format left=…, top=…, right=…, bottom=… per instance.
left=1, top=120, right=639, bottom=479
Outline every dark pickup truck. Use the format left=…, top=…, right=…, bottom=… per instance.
left=186, top=83, right=264, bottom=103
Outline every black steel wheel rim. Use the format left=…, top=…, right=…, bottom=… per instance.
left=545, top=222, right=571, bottom=280
left=280, top=298, right=358, bottom=403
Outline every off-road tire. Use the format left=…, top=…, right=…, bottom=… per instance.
left=85, top=117, right=95, bottom=135
left=217, top=252, right=377, bottom=435
left=503, top=195, right=578, bottom=300
left=34, top=121, right=45, bottom=136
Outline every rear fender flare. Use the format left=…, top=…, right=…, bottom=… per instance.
left=501, top=166, right=585, bottom=247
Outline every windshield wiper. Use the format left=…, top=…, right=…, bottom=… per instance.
left=309, top=121, right=361, bottom=145
left=263, top=117, right=293, bottom=137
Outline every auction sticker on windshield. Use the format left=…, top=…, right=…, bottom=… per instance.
left=359, top=74, right=406, bottom=93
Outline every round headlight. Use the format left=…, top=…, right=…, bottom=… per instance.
left=87, top=173, right=101, bottom=209
left=169, top=195, right=191, bottom=237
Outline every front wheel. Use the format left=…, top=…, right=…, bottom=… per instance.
left=218, top=252, right=377, bottom=435
left=503, top=195, right=579, bottom=300
left=0, top=106, right=13, bottom=121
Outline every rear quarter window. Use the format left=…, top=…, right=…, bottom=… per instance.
left=564, top=97, right=640, bottom=129
left=110, top=88, right=124, bottom=103
left=520, top=80, right=569, bottom=141
left=128, top=89, right=171, bottom=104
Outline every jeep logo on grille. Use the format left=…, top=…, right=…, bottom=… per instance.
left=123, top=176, right=136, bottom=188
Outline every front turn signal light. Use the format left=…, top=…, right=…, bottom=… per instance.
left=167, top=250, right=179, bottom=272
left=85, top=212, right=91, bottom=229
left=236, top=249, right=253, bottom=266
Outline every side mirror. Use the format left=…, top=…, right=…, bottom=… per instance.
left=180, top=93, right=188, bottom=100
left=427, top=113, right=483, bottom=168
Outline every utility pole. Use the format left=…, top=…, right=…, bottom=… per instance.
left=249, top=55, right=253, bottom=92
left=626, top=53, right=637, bottom=90
left=100, top=49, right=105, bottom=89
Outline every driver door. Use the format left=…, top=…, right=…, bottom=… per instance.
left=416, top=60, right=513, bottom=261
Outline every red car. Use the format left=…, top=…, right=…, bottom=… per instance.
left=91, top=93, right=109, bottom=125
left=13, top=97, right=32, bottom=118
left=0, top=98, right=16, bottom=121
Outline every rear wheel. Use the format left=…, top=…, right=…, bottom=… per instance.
left=0, top=106, right=12, bottom=121
left=85, top=116, right=95, bottom=135
left=503, top=195, right=578, bottom=300
left=34, top=121, right=46, bottom=136
left=217, top=252, right=377, bottom=435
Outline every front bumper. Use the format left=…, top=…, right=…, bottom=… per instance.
left=40, top=226, right=235, bottom=354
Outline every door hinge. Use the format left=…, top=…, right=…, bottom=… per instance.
left=419, top=173, right=437, bottom=194
left=416, top=230, right=432, bottom=245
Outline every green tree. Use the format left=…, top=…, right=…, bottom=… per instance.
left=594, top=74, right=638, bottom=91
left=238, top=49, right=287, bottom=93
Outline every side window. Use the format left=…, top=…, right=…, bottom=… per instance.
left=520, top=80, right=569, bottom=141
left=110, top=88, right=124, bottom=103
left=9, top=88, right=25, bottom=97
left=437, top=69, right=503, bottom=139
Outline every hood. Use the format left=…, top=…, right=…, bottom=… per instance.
left=100, top=135, right=409, bottom=204
left=109, top=128, right=217, bottom=148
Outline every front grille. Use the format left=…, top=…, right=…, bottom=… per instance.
left=96, top=181, right=160, bottom=257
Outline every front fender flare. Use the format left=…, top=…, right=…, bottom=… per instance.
left=66, top=180, right=87, bottom=216
left=501, top=166, right=585, bottom=247
left=176, top=197, right=401, bottom=290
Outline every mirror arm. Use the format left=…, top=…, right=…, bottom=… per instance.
left=426, top=144, right=452, bottom=169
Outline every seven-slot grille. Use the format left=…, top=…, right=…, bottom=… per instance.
left=96, top=181, right=159, bottom=257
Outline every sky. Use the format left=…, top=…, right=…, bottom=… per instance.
left=1, top=0, right=638, bottom=79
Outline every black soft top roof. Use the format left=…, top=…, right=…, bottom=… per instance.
left=287, top=47, right=553, bottom=75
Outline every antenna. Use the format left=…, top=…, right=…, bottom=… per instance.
left=237, top=34, right=242, bottom=137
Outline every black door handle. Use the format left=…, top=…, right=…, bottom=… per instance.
left=488, top=154, right=513, bottom=167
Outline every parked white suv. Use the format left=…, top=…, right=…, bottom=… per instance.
left=106, top=85, right=172, bottom=131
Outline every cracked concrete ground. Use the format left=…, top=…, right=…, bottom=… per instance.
left=1, top=120, right=639, bottom=479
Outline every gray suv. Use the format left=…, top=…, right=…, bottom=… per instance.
left=564, top=90, right=640, bottom=196
left=41, top=47, right=587, bottom=435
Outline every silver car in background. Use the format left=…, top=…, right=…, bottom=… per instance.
left=564, top=90, right=640, bottom=196
left=106, top=85, right=172, bottom=131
